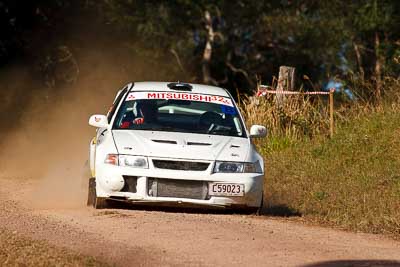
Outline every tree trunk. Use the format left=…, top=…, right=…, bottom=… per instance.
left=352, top=41, right=364, bottom=80
left=202, top=10, right=217, bottom=85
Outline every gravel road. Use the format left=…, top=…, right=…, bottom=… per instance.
left=1, top=177, right=400, bottom=267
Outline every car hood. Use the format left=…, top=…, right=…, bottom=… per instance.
left=112, top=130, right=250, bottom=162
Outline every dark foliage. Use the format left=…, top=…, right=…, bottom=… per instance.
left=0, top=0, right=399, bottom=95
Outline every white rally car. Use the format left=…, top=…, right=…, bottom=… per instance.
left=87, top=82, right=266, bottom=211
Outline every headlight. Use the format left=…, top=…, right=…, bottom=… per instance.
left=213, top=161, right=262, bottom=173
left=119, top=155, right=148, bottom=168
left=105, top=154, right=148, bottom=168
left=214, top=162, right=244, bottom=173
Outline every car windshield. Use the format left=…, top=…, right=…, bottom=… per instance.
left=112, top=91, right=246, bottom=137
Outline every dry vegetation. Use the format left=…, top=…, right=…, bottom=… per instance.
left=241, top=77, right=400, bottom=237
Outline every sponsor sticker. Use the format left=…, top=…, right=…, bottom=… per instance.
left=125, top=92, right=234, bottom=107
left=220, top=105, right=237, bottom=115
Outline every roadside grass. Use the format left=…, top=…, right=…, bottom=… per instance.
left=263, top=110, right=400, bottom=236
left=239, top=94, right=331, bottom=141
left=241, top=79, right=400, bottom=237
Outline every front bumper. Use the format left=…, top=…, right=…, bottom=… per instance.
left=95, top=163, right=264, bottom=208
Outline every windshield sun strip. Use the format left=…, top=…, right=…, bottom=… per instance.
left=128, top=90, right=230, bottom=98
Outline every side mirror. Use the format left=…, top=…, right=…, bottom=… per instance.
left=89, top=114, right=109, bottom=128
left=250, top=125, right=267, bottom=138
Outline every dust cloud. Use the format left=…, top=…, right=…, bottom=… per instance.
left=0, top=50, right=161, bottom=209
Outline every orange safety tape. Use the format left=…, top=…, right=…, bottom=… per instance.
left=257, top=89, right=333, bottom=97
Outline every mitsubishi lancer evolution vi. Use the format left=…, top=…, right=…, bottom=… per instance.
left=87, top=81, right=267, bottom=211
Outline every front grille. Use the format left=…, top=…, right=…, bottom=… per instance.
left=148, top=178, right=209, bottom=200
left=120, top=176, right=137, bottom=193
left=152, top=160, right=209, bottom=171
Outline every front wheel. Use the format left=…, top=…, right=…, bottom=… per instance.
left=248, top=194, right=264, bottom=215
left=87, top=177, right=96, bottom=206
left=94, top=197, right=108, bottom=209
left=256, top=194, right=264, bottom=215
left=87, top=177, right=109, bottom=209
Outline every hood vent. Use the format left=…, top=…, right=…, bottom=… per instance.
left=187, top=142, right=211, bottom=146
left=151, top=139, right=177, bottom=144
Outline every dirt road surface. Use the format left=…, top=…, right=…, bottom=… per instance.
left=1, top=50, right=399, bottom=267
left=0, top=177, right=399, bottom=267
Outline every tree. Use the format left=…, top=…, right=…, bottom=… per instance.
left=1, top=0, right=399, bottom=97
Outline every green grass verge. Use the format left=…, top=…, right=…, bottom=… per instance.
left=263, top=108, right=400, bottom=236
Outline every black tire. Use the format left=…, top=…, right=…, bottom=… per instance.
left=256, top=194, right=264, bottom=216
left=87, top=177, right=96, bottom=206
left=94, top=197, right=108, bottom=209
left=87, top=178, right=109, bottom=209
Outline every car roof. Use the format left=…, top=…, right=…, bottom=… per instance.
left=130, top=82, right=231, bottom=97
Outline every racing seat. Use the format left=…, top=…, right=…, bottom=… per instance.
left=120, top=111, right=135, bottom=128
left=198, top=111, right=223, bottom=132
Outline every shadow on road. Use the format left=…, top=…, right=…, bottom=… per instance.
left=301, top=260, right=400, bottom=267
left=261, top=204, right=302, bottom=217
left=100, top=199, right=263, bottom=216
left=95, top=199, right=303, bottom=217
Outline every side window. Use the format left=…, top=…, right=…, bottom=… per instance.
left=107, top=86, right=128, bottom=123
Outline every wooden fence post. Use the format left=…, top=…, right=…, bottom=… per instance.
left=329, top=89, right=334, bottom=138
left=276, top=66, right=295, bottom=132
left=276, top=66, right=295, bottom=106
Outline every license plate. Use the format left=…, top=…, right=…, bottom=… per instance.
left=208, top=183, right=245, bottom=196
